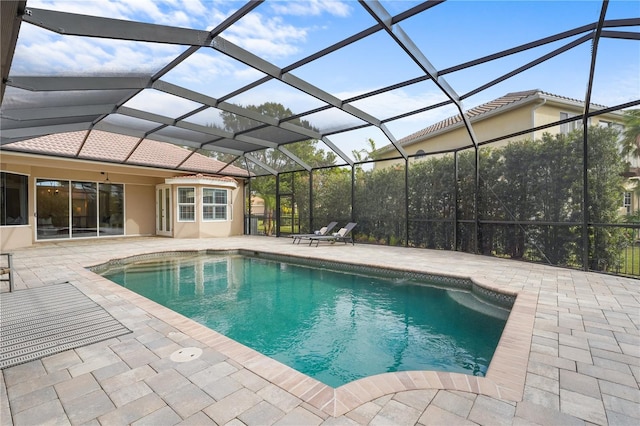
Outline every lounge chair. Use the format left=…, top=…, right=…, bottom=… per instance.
left=291, top=221, right=338, bottom=244
left=0, top=253, right=14, bottom=292
left=308, top=222, right=357, bottom=247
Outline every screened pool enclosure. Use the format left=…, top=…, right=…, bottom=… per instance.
left=1, top=0, right=639, bottom=276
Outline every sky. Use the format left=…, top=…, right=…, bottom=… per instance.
left=8, top=0, right=640, bottom=160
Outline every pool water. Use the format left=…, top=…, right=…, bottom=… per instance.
left=101, top=253, right=509, bottom=387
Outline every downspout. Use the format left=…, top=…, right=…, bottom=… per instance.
left=531, top=98, right=547, bottom=140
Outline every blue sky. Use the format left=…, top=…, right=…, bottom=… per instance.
left=10, top=0, right=640, bottom=158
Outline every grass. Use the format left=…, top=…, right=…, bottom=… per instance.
left=619, top=246, right=640, bottom=276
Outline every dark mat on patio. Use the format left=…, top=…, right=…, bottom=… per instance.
left=0, top=283, right=131, bottom=369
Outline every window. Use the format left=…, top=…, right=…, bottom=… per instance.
left=560, top=112, right=590, bottom=135
left=178, top=187, right=195, bottom=221
left=1, top=172, right=28, bottom=226
left=203, top=188, right=228, bottom=221
left=624, top=192, right=632, bottom=215
left=598, top=120, right=623, bottom=131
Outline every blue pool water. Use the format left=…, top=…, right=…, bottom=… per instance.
left=101, top=253, right=509, bottom=387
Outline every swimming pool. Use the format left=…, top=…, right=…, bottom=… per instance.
left=98, top=251, right=511, bottom=387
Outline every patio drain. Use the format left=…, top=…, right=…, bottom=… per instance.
left=170, top=347, right=202, bottom=363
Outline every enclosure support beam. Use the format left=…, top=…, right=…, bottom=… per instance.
left=275, top=174, right=281, bottom=238
left=454, top=152, right=459, bottom=252
left=247, top=177, right=252, bottom=236
left=309, top=170, right=314, bottom=233
left=581, top=0, right=608, bottom=271
left=475, top=146, right=481, bottom=255
left=404, top=159, right=409, bottom=248
left=351, top=166, right=356, bottom=224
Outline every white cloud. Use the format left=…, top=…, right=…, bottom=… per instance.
left=124, top=89, right=201, bottom=118
left=222, top=13, right=308, bottom=60
left=28, top=0, right=228, bottom=31
left=269, top=0, right=351, bottom=17
left=233, top=66, right=267, bottom=82
left=19, top=0, right=325, bottom=76
left=344, top=89, right=449, bottom=121
left=13, top=24, right=182, bottom=75
left=160, top=50, right=265, bottom=98
left=27, top=0, right=133, bottom=20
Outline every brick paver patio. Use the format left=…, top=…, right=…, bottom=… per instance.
left=1, top=236, right=638, bottom=425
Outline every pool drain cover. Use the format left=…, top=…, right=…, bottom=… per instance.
left=170, top=347, right=202, bottom=363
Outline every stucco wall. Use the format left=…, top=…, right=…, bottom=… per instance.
left=377, top=100, right=624, bottom=168
left=1, top=152, right=245, bottom=251
left=125, top=183, right=156, bottom=236
left=171, top=183, right=244, bottom=239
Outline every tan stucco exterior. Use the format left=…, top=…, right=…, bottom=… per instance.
left=378, top=98, right=624, bottom=165
left=375, top=92, right=633, bottom=217
left=167, top=177, right=243, bottom=239
left=1, top=152, right=245, bottom=251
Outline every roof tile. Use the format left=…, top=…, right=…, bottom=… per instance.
left=79, top=130, right=139, bottom=162
left=2, top=130, right=248, bottom=176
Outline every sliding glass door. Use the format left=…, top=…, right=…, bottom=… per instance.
left=36, top=179, right=70, bottom=240
left=99, top=184, right=124, bottom=236
left=72, top=181, right=98, bottom=238
left=36, top=178, right=124, bottom=240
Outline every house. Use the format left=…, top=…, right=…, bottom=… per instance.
left=375, top=89, right=635, bottom=215
left=250, top=196, right=265, bottom=216
left=0, top=130, right=249, bottom=251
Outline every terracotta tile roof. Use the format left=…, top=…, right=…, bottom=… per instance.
left=173, top=173, right=239, bottom=184
left=6, top=131, right=86, bottom=157
left=181, top=152, right=243, bottom=175
left=1, top=130, right=249, bottom=176
left=80, top=131, right=139, bottom=162
left=127, top=139, right=189, bottom=169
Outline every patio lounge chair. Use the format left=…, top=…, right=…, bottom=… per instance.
left=308, top=222, right=357, bottom=247
left=0, top=253, right=14, bottom=292
left=291, top=221, right=338, bottom=244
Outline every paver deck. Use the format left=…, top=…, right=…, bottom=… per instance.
left=1, top=236, right=638, bottom=425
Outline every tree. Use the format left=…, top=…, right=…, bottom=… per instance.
left=218, top=102, right=336, bottom=235
left=620, top=109, right=640, bottom=160
left=583, top=126, right=627, bottom=271
left=408, top=153, right=456, bottom=249
left=352, top=138, right=377, bottom=162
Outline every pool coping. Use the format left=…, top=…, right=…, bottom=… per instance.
left=85, top=249, right=537, bottom=418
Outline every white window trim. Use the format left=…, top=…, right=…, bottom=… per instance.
left=624, top=192, right=632, bottom=215
left=202, top=187, right=229, bottom=222
left=177, top=186, right=196, bottom=222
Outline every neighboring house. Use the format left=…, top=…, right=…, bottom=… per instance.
left=0, top=130, right=248, bottom=251
left=376, top=89, right=635, bottom=215
left=250, top=196, right=266, bottom=216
